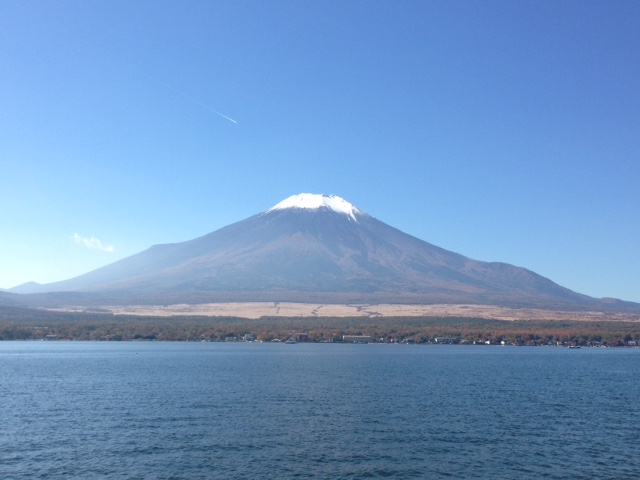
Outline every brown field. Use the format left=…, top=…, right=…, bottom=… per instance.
left=47, top=302, right=640, bottom=322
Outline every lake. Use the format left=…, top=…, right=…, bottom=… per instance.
left=1, top=342, right=638, bottom=479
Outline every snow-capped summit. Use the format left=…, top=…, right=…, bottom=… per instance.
left=268, top=194, right=363, bottom=221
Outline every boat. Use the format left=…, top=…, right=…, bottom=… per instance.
left=285, top=339, right=297, bottom=344
left=568, top=345, right=581, bottom=349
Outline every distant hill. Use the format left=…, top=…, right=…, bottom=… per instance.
left=8, top=282, right=43, bottom=295
left=7, top=194, right=640, bottom=312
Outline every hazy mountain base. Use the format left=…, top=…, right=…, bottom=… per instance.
left=45, top=302, right=640, bottom=322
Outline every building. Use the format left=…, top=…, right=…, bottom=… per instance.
left=342, top=335, right=371, bottom=344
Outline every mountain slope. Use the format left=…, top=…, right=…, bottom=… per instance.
left=8, top=194, right=638, bottom=310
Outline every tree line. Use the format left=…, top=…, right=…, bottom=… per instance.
left=1, top=307, right=639, bottom=345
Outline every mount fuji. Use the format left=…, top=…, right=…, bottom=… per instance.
left=8, top=194, right=639, bottom=310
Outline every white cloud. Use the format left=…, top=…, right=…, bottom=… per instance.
left=73, top=233, right=115, bottom=252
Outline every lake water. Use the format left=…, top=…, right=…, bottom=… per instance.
left=1, top=342, right=639, bottom=479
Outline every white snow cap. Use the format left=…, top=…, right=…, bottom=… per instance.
left=268, top=194, right=363, bottom=221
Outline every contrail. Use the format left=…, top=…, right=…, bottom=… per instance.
left=166, top=84, right=238, bottom=124
left=136, top=68, right=237, bottom=124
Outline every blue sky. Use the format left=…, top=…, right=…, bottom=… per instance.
left=2, top=1, right=639, bottom=302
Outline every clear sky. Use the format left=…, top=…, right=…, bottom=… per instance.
left=2, top=1, right=639, bottom=302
